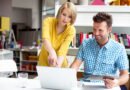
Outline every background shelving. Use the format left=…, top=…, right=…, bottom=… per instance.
left=19, top=48, right=38, bottom=73
left=61, top=5, right=130, bottom=55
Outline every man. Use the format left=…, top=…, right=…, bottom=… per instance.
left=70, top=12, right=129, bottom=89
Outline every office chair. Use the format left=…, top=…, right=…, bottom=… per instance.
left=0, top=59, right=18, bottom=77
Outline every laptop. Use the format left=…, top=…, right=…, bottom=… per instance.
left=36, top=66, right=77, bottom=90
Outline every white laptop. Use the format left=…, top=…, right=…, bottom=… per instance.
left=36, top=66, right=77, bottom=90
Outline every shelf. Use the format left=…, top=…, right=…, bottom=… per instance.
left=69, top=48, right=130, bottom=55
left=68, top=48, right=79, bottom=56
left=20, top=70, right=36, bottom=73
left=21, top=49, right=38, bottom=52
left=8, top=48, right=21, bottom=51
left=78, top=69, right=84, bottom=73
left=56, top=5, right=130, bottom=13
left=75, top=6, right=130, bottom=12
left=126, top=49, right=130, bottom=55
left=56, top=5, right=130, bottom=27
left=69, top=47, right=79, bottom=50
left=21, top=60, right=37, bottom=63
left=76, top=6, right=130, bottom=27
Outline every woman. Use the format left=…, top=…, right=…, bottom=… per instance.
left=38, top=2, right=77, bottom=67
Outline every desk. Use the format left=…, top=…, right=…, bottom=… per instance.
left=0, top=78, right=120, bottom=90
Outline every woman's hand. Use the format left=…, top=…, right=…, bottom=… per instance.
left=104, top=78, right=119, bottom=89
left=56, top=56, right=64, bottom=67
left=48, top=50, right=57, bottom=67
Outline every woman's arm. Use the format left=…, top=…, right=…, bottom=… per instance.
left=42, top=17, right=58, bottom=66
left=56, top=56, right=64, bottom=67
left=43, top=39, right=57, bottom=66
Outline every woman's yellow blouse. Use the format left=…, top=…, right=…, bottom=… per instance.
left=38, top=17, right=76, bottom=67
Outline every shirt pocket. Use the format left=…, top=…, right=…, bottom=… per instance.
left=100, top=60, right=115, bottom=73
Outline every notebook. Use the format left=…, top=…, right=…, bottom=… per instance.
left=80, top=75, right=119, bottom=86
left=36, top=66, right=77, bottom=90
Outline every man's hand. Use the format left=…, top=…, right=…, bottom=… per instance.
left=104, top=78, right=119, bottom=89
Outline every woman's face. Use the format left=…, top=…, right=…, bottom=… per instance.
left=58, top=8, right=72, bottom=26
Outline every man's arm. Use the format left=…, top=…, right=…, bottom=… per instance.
left=104, top=70, right=129, bottom=89
left=118, top=70, right=129, bottom=85
left=70, top=59, right=83, bottom=71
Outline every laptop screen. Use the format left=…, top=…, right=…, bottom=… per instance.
left=36, top=66, right=77, bottom=90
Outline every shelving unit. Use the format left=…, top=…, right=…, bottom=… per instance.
left=8, top=48, right=39, bottom=73
left=56, top=5, right=130, bottom=52
left=19, top=48, right=38, bottom=73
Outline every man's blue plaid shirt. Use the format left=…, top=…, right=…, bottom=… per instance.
left=77, top=38, right=129, bottom=76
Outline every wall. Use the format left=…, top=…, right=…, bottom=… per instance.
left=19, top=30, right=39, bottom=46
left=12, top=0, right=40, bottom=28
left=12, top=8, right=32, bottom=28
left=0, top=0, right=12, bottom=30
left=0, top=0, right=12, bottom=17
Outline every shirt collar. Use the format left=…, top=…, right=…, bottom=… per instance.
left=93, top=38, right=112, bottom=50
left=104, top=39, right=112, bottom=49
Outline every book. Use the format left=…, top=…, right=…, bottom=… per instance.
left=80, top=32, right=83, bottom=44
left=121, top=34, right=130, bottom=48
left=90, top=0, right=105, bottom=5
left=118, top=35, right=125, bottom=46
left=76, top=33, right=80, bottom=47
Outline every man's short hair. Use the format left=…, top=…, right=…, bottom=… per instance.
left=93, top=12, right=112, bottom=28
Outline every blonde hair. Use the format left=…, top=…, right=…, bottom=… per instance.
left=56, top=2, right=77, bottom=25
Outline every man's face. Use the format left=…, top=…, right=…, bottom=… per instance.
left=93, top=21, right=111, bottom=45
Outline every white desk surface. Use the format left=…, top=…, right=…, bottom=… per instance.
left=0, top=77, right=120, bottom=90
